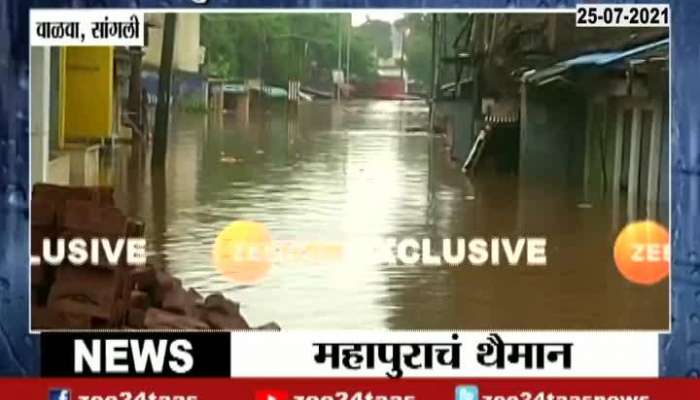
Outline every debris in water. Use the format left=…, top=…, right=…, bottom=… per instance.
left=405, top=126, right=428, bottom=132
left=220, top=156, right=243, bottom=164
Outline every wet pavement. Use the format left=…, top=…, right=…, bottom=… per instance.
left=104, top=99, right=668, bottom=330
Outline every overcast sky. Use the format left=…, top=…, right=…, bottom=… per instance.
left=351, top=12, right=405, bottom=27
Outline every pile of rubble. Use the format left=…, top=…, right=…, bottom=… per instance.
left=31, top=183, right=279, bottom=331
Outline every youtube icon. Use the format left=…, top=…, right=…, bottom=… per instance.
left=255, top=390, right=289, bottom=400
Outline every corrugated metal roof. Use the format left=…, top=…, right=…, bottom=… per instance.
left=223, top=83, right=246, bottom=94
left=525, top=38, right=669, bottom=85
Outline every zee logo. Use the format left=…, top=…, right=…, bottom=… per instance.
left=49, top=389, right=71, bottom=400
left=74, top=339, right=194, bottom=374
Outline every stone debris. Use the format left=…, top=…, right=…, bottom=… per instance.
left=31, top=183, right=280, bottom=331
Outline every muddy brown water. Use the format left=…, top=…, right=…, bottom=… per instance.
left=104, top=99, right=668, bottom=330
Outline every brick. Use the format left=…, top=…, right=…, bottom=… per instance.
left=127, top=308, right=146, bottom=328
left=32, top=184, right=115, bottom=228
left=31, top=198, right=57, bottom=228
left=30, top=265, right=47, bottom=288
left=33, top=183, right=114, bottom=205
left=31, top=265, right=52, bottom=307
left=129, top=266, right=158, bottom=290
left=162, top=282, right=206, bottom=317
left=126, top=219, right=145, bottom=236
left=32, top=306, right=93, bottom=329
left=202, top=309, right=249, bottom=330
left=188, top=287, right=203, bottom=303
left=254, top=322, right=281, bottom=331
left=47, top=298, right=111, bottom=326
left=161, top=280, right=189, bottom=315
left=143, top=308, right=209, bottom=330
left=30, top=198, right=58, bottom=295
left=152, top=269, right=177, bottom=306
left=62, top=200, right=128, bottom=236
left=203, top=293, right=240, bottom=316
left=130, top=290, right=150, bottom=309
left=47, top=266, right=122, bottom=326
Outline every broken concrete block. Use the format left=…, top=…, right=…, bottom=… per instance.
left=162, top=280, right=190, bottom=315
left=130, top=290, right=150, bottom=309
left=33, top=184, right=114, bottom=228
left=143, top=308, right=209, bottom=330
left=48, top=298, right=111, bottom=326
left=33, top=184, right=114, bottom=206
left=32, top=306, right=93, bottom=329
left=31, top=265, right=49, bottom=289
left=31, top=198, right=58, bottom=294
left=129, top=266, right=158, bottom=291
left=203, top=293, right=240, bottom=316
left=47, top=266, right=122, bottom=326
left=202, top=309, right=249, bottom=330
left=62, top=200, right=129, bottom=237
left=151, top=268, right=178, bottom=306
left=49, top=266, right=120, bottom=305
left=187, top=287, right=204, bottom=304
left=31, top=198, right=57, bottom=228
left=126, top=219, right=145, bottom=236
left=127, top=308, right=146, bottom=328
left=254, top=322, right=282, bottom=331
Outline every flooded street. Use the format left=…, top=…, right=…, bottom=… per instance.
left=106, top=100, right=667, bottom=330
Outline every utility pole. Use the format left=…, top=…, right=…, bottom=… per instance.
left=152, top=13, right=177, bottom=168
left=399, top=26, right=409, bottom=90
left=429, top=14, right=438, bottom=132
left=345, top=14, right=351, bottom=85
left=399, top=28, right=405, bottom=81
left=257, top=29, right=264, bottom=81
left=127, top=46, right=143, bottom=131
left=336, top=14, right=343, bottom=100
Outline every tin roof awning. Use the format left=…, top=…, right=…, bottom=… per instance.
left=223, top=83, right=247, bottom=94
left=524, top=37, right=669, bottom=85
left=440, top=76, right=474, bottom=94
left=441, top=52, right=473, bottom=64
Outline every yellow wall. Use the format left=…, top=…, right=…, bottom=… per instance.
left=60, top=47, right=114, bottom=142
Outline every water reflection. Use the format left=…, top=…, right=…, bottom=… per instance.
left=104, top=99, right=667, bottom=330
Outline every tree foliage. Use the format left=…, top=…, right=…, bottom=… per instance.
left=201, top=14, right=380, bottom=85
left=395, top=14, right=433, bottom=90
left=354, top=19, right=393, bottom=60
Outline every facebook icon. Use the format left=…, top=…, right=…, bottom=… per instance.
left=49, top=388, right=71, bottom=400
left=455, top=385, right=479, bottom=400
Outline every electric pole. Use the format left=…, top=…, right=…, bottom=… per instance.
left=152, top=13, right=177, bottom=168
left=346, top=15, right=351, bottom=85
left=336, top=14, right=343, bottom=100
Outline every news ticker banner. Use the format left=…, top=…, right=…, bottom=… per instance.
left=30, top=10, right=144, bottom=46
left=28, top=4, right=670, bottom=48
left=6, top=378, right=700, bottom=400
left=41, top=332, right=659, bottom=378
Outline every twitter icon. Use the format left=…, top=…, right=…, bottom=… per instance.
left=455, top=385, right=479, bottom=400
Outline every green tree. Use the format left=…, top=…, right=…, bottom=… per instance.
left=395, top=14, right=433, bottom=90
left=201, top=14, right=379, bottom=85
left=354, top=19, right=393, bottom=60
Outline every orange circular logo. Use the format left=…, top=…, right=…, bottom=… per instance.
left=213, top=220, right=272, bottom=284
left=613, top=220, right=670, bottom=285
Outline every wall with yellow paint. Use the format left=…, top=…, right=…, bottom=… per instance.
left=60, top=47, right=114, bottom=143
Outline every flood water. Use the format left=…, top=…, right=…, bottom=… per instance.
left=106, top=99, right=668, bottom=330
